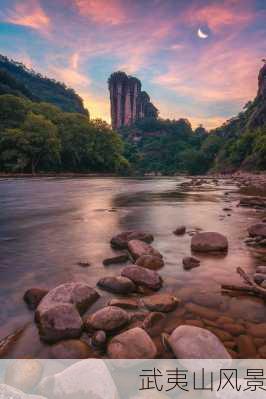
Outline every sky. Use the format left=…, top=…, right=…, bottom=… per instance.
left=0, top=0, right=265, bottom=130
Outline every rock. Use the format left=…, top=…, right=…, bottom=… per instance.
left=207, top=327, right=233, bottom=342
left=0, top=325, right=28, bottom=358
left=254, top=273, right=266, bottom=285
left=185, top=303, right=220, bottom=321
left=168, top=325, right=231, bottom=359
left=142, top=294, right=180, bottom=312
left=237, top=335, right=257, bottom=358
left=258, top=345, right=266, bottom=358
left=110, top=231, right=153, bottom=249
left=103, top=253, right=129, bottom=266
left=142, top=312, right=166, bottom=334
left=50, top=339, right=92, bottom=358
left=182, top=256, right=200, bottom=270
left=185, top=320, right=204, bottom=328
left=121, top=265, right=162, bottom=291
left=23, top=288, right=48, bottom=310
left=136, top=254, right=164, bottom=270
left=84, top=306, right=130, bottom=332
left=107, top=327, right=157, bottom=359
left=128, top=239, right=162, bottom=260
left=37, top=359, right=118, bottom=399
left=5, top=360, right=43, bottom=392
left=191, top=232, right=228, bottom=252
left=239, top=197, right=266, bottom=208
left=248, top=223, right=266, bottom=238
left=256, top=266, right=266, bottom=274
left=97, top=276, right=136, bottom=294
left=35, top=283, right=99, bottom=342
left=0, top=384, right=46, bottom=399
left=91, top=330, right=106, bottom=349
left=173, top=225, right=186, bottom=235
left=108, top=298, right=139, bottom=309
left=222, top=323, right=245, bottom=336
left=248, top=323, right=266, bottom=338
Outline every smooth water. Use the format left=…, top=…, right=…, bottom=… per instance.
left=0, top=177, right=265, bottom=357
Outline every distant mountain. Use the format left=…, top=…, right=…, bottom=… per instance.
left=0, top=55, right=88, bottom=115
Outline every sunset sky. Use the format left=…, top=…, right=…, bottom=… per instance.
left=0, top=0, right=265, bottom=129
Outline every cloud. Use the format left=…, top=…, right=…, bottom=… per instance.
left=5, top=0, right=50, bottom=33
left=75, top=0, right=126, bottom=25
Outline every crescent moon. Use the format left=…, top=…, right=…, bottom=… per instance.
left=197, top=28, right=208, bottom=39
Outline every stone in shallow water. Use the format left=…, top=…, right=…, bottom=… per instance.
left=256, top=266, right=266, bottom=274
left=23, top=288, right=48, bottom=310
left=121, top=265, right=162, bottom=291
left=107, top=327, right=157, bottom=359
left=108, top=298, right=139, bottom=309
left=35, top=282, right=99, bottom=342
left=182, top=256, right=200, bottom=270
left=84, top=306, right=130, bottom=332
left=168, top=325, right=231, bottom=359
left=142, top=294, right=180, bottom=313
left=173, top=225, right=186, bottom=235
left=248, top=323, right=266, bottom=338
left=191, top=232, right=228, bottom=252
left=50, top=339, right=92, bottom=359
left=97, top=276, right=136, bottom=294
left=248, top=223, right=266, bottom=238
left=5, top=360, right=43, bottom=392
left=128, top=239, right=162, bottom=260
left=136, top=254, right=164, bottom=270
left=237, top=335, right=257, bottom=358
left=110, top=231, right=153, bottom=249
left=103, top=253, right=129, bottom=266
left=185, top=302, right=220, bottom=320
left=91, top=330, right=106, bottom=349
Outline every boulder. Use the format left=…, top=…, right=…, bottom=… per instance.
left=173, top=225, right=186, bottom=235
left=108, top=298, right=139, bottom=309
left=191, top=232, right=228, bottom=252
left=5, top=360, right=43, bottom=392
left=50, top=339, right=92, bottom=359
left=107, top=327, right=157, bottom=359
left=121, top=265, right=162, bottom=291
left=97, top=276, right=136, bottom=294
left=35, top=283, right=99, bottom=342
left=23, top=288, right=48, bottom=310
left=111, top=231, right=153, bottom=249
left=168, top=325, right=231, bottom=359
left=84, top=306, right=130, bottom=332
left=248, top=223, right=266, bottom=238
left=182, top=256, right=200, bottom=270
left=103, top=253, right=129, bottom=266
left=37, top=360, right=118, bottom=399
left=136, top=254, right=164, bottom=270
left=128, top=239, right=162, bottom=260
left=0, top=384, right=46, bottom=399
left=142, top=294, right=180, bottom=312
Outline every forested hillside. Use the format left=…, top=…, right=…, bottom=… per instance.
left=0, top=55, right=88, bottom=114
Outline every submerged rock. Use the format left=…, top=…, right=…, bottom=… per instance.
left=191, top=232, right=228, bottom=252
left=108, top=298, right=139, bottom=309
left=136, top=254, right=164, bottom=270
left=97, top=276, right=136, bottom=294
left=121, top=265, right=162, bottom=291
left=50, top=339, right=92, bottom=359
left=173, top=225, right=186, bottom=235
left=107, top=327, right=157, bottom=359
left=111, top=231, right=153, bottom=249
left=128, top=239, right=162, bottom=260
left=142, top=294, right=180, bottom=312
left=35, top=283, right=99, bottom=342
left=168, top=325, right=231, bottom=359
left=103, top=253, right=129, bottom=266
left=23, top=288, right=48, bottom=310
left=182, top=256, right=200, bottom=270
left=248, top=223, right=266, bottom=238
left=84, top=306, right=130, bottom=332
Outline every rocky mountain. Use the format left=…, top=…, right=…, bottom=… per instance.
left=0, top=55, right=88, bottom=115
left=108, top=71, right=158, bottom=129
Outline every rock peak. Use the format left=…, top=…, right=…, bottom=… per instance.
left=108, top=71, right=158, bottom=129
left=258, top=62, right=266, bottom=99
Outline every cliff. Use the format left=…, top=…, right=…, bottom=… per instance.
left=108, top=71, right=158, bottom=129
left=0, top=55, right=88, bottom=115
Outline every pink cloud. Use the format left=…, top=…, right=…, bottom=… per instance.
left=75, top=0, right=126, bottom=25
left=5, top=0, right=50, bottom=33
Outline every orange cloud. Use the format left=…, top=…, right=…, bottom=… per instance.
left=6, top=0, right=50, bottom=33
left=76, top=0, right=126, bottom=25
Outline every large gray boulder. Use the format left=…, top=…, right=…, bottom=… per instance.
left=248, top=223, right=266, bottom=238
left=107, top=327, right=157, bottom=359
left=128, top=240, right=162, bottom=260
left=191, top=232, right=228, bottom=252
left=168, top=325, right=231, bottom=359
left=121, top=265, right=162, bottom=291
left=84, top=306, right=130, bottom=332
left=97, top=276, right=136, bottom=294
left=111, top=231, right=153, bottom=249
left=35, top=283, right=99, bottom=342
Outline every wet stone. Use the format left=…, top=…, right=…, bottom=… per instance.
left=97, top=276, right=136, bottom=295
left=50, top=339, right=92, bottom=359
left=84, top=306, right=130, bottom=332
left=173, top=225, right=186, bottom=235
left=110, top=231, right=154, bottom=249
left=191, top=232, right=228, bottom=252
left=103, top=253, right=129, bottom=266
left=23, top=288, right=48, bottom=310
left=142, top=294, right=180, bottom=313
left=136, top=254, right=164, bottom=270
left=108, top=298, right=139, bottom=309
left=121, top=265, right=162, bottom=291
left=128, top=239, right=162, bottom=260
left=182, top=256, right=200, bottom=270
